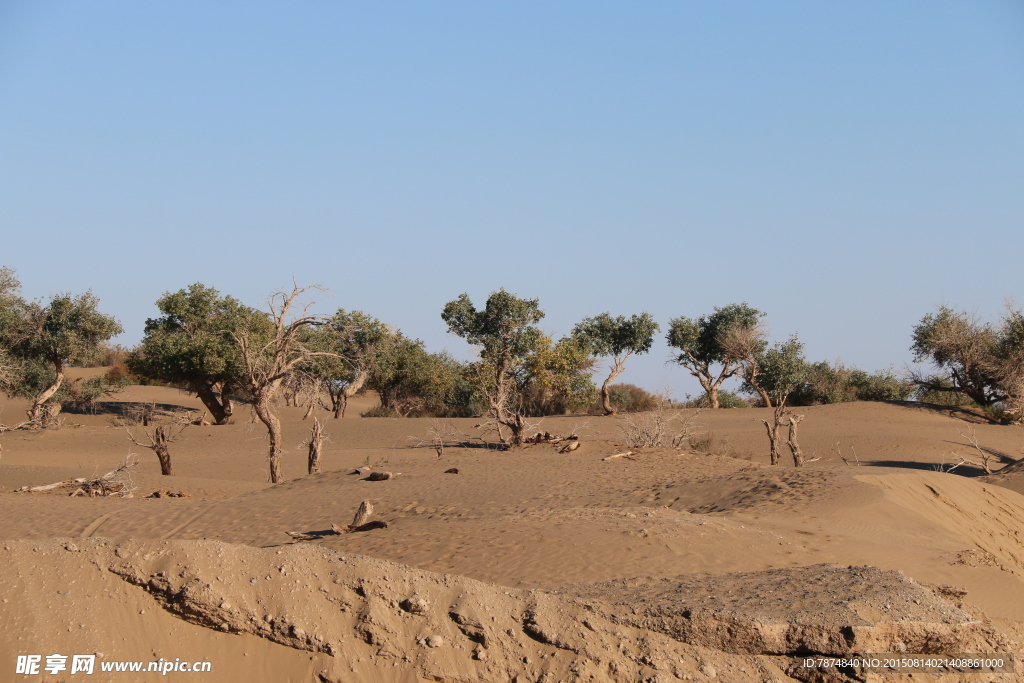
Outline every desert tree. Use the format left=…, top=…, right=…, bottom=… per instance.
left=987, top=306, right=1024, bottom=421
left=129, top=284, right=260, bottom=425
left=755, top=335, right=809, bottom=466
left=0, top=282, right=122, bottom=423
left=720, top=323, right=772, bottom=407
left=232, top=284, right=335, bottom=483
left=368, top=333, right=469, bottom=417
left=573, top=312, right=659, bottom=415
left=0, top=268, right=24, bottom=396
left=442, top=289, right=543, bottom=447
left=666, top=303, right=763, bottom=409
left=516, top=333, right=598, bottom=416
left=910, top=306, right=1002, bottom=408
left=303, top=309, right=390, bottom=418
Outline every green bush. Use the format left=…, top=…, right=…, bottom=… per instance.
left=361, top=405, right=400, bottom=418
left=682, top=390, right=750, bottom=409
left=790, top=362, right=913, bottom=406
left=594, top=383, right=660, bottom=413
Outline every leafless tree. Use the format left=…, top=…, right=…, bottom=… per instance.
left=232, top=284, right=336, bottom=483
left=719, top=324, right=772, bottom=407
left=125, top=411, right=193, bottom=475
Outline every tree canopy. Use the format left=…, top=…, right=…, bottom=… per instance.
left=573, top=312, right=658, bottom=415
left=442, top=289, right=544, bottom=446
left=128, top=283, right=266, bottom=424
left=0, top=274, right=122, bottom=422
left=667, top=303, right=763, bottom=409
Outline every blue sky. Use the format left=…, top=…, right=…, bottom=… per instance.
left=1, top=1, right=1022, bottom=397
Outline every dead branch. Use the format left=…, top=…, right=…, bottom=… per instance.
left=559, top=438, right=581, bottom=453
left=350, top=499, right=373, bottom=527
left=602, top=451, right=634, bottom=461
left=17, top=478, right=88, bottom=493
left=20, top=455, right=140, bottom=497
left=148, top=489, right=192, bottom=498
left=329, top=499, right=389, bottom=533
left=954, top=425, right=996, bottom=475
left=832, top=441, right=861, bottom=467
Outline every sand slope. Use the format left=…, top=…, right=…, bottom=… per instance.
left=2, top=387, right=1024, bottom=681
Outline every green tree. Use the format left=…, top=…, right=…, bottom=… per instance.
left=0, top=268, right=25, bottom=393
left=573, top=312, right=659, bottom=415
left=756, top=336, right=809, bottom=466
left=910, top=306, right=1001, bottom=407
left=1, top=282, right=122, bottom=423
left=442, top=289, right=543, bottom=446
left=368, top=334, right=470, bottom=417
left=303, top=309, right=390, bottom=418
left=515, top=334, right=598, bottom=416
left=666, top=303, right=763, bottom=409
left=128, top=284, right=261, bottom=425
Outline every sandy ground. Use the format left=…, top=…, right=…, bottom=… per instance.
left=2, top=383, right=1024, bottom=682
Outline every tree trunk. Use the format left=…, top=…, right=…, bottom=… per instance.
left=762, top=419, right=780, bottom=466
left=332, top=391, right=347, bottom=419
left=220, top=383, right=235, bottom=421
left=194, top=383, right=232, bottom=425
left=502, top=413, right=527, bottom=448
left=28, top=364, right=65, bottom=423
left=253, top=394, right=284, bottom=483
left=337, top=370, right=369, bottom=419
left=756, top=387, right=773, bottom=409
left=153, top=443, right=174, bottom=476
left=302, top=400, right=316, bottom=420
left=307, top=417, right=324, bottom=474
left=707, top=385, right=720, bottom=409
left=786, top=414, right=806, bottom=467
left=600, top=357, right=627, bottom=416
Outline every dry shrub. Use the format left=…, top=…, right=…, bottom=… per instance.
left=618, top=403, right=703, bottom=449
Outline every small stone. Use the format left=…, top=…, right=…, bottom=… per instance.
left=219, top=623, right=230, bottom=631
left=424, top=635, right=443, bottom=648
left=64, top=543, right=78, bottom=552
left=400, top=597, right=429, bottom=614
left=220, top=601, right=231, bottom=610
left=474, top=648, right=488, bottom=661
left=250, top=578, right=258, bottom=584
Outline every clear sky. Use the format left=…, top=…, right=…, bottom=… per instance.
left=1, top=1, right=1022, bottom=397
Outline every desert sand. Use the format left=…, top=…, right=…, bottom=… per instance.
left=2, top=381, right=1024, bottom=682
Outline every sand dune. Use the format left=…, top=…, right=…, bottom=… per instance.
left=2, top=387, right=1023, bottom=681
